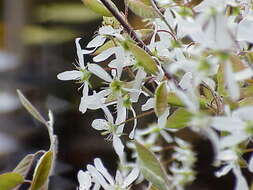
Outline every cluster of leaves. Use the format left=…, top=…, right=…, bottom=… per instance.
left=0, top=91, right=57, bottom=190
left=57, top=0, right=253, bottom=189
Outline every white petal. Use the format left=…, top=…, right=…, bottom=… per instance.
left=115, top=171, right=123, bottom=185
left=211, top=117, right=244, bottom=132
left=88, top=63, right=112, bottom=83
left=233, top=166, right=249, bottom=190
left=122, top=167, right=139, bottom=188
left=91, top=119, right=108, bottom=130
left=86, top=36, right=106, bottom=48
left=248, top=153, right=253, bottom=173
left=79, top=82, right=89, bottom=114
left=158, top=108, right=170, bottom=128
left=75, top=38, right=85, bottom=68
left=142, top=98, right=154, bottom=111
left=87, top=165, right=109, bottom=189
left=129, top=107, right=137, bottom=139
left=225, top=62, right=240, bottom=101
left=99, top=26, right=115, bottom=35
left=237, top=18, right=253, bottom=43
left=115, top=103, right=126, bottom=133
left=215, top=164, right=233, bottom=177
left=235, top=68, right=253, bottom=81
left=233, top=106, right=253, bottom=121
left=179, top=72, right=193, bottom=90
left=94, top=158, right=115, bottom=185
left=57, top=70, right=82, bottom=81
left=160, top=130, right=173, bottom=143
left=130, top=68, right=146, bottom=102
left=77, top=170, right=92, bottom=189
left=113, top=135, right=124, bottom=159
left=93, top=47, right=116, bottom=62
left=102, top=105, right=114, bottom=124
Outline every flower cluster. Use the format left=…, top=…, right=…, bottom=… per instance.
left=58, top=0, right=253, bottom=189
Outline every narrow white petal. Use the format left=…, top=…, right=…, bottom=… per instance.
left=233, top=166, right=249, bottom=190
left=75, top=38, right=85, bottom=69
left=57, top=70, right=82, bottom=81
left=179, top=72, right=193, bottom=90
left=248, top=153, right=253, bottom=173
left=88, top=63, right=112, bottom=83
left=77, top=170, right=92, bottom=189
left=225, top=62, right=240, bottom=101
left=215, top=164, right=233, bottom=177
left=142, top=98, right=154, bottom=111
left=116, top=103, right=126, bottom=131
left=235, top=68, right=253, bottom=81
left=94, top=158, right=115, bottom=185
left=113, top=135, right=124, bottom=159
left=129, top=107, right=137, bottom=139
left=233, top=106, right=253, bottom=121
left=122, top=167, right=139, bottom=188
left=237, top=18, right=253, bottom=43
left=79, top=82, right=89, bottom=114
left=87, top=165, right=110, bottom=189
left=87, top=36, right=106, bottom=48
left=91, top=119, right=108, bottom=130
left=93, top=47, right=116, bottom=62
left=211, top=117, right=244, bottom=132
left=115, top=171, right=123, bottom=186
left=130, top=68, right=146, bottom=102
left=160, top=130, right=173, bottom=143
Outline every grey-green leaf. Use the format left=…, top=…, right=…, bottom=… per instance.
left=135, top=141, right=170, bottom=190
left=125, top=41, right=159, bottom=75
left=17, top=90, right=47, bottom=125
left=13, top=154, right=35, bottom=178
left=166, top=108, right=192, bottom=129
left=0, top=172, right=24, bottom=190
left=155, top=82, right=169, bottom=117
left=30, top=151, right=53, bottom=190
left=127, top=0, right=158, bottom=18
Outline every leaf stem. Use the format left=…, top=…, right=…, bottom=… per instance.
left=117, top=109, right=154, bottom=126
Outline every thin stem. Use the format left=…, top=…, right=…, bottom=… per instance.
left=201, top=82, right=223, bottom=115
left=100, top=0, right=173, bottom=81
left=100, top=0, right=152, bottom=54
left=150, top=0, right=177, bottom=40
left=244, top=148, right=253, bottom=153
left=117, top=109, right=154, bottom=126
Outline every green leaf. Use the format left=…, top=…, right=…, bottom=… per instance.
left=0, top=172, right=24, bottom=190
left=127, top=0, right=158, bottom=18
left=155, top=82, right=169, bottom=116
left=30, top=151, right=53, bottom=190
left=17, top=90, right=47, bottom=125
left=216, top=63, right=227, bottom=97
left=166, top=108, right=192, bottom=129
left=167, top=92, right=184, bottom=107
left=125, top=41, right=159, bottom=75
left=13, top=154, right=35, bottom=178
left=82, top=0, right=112, bottom=16
left=93, top=40, right=116, bottom=56
left=135, top=141, right=170, bottom=190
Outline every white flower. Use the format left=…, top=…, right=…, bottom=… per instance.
left=57, top=38, right=92, bottom=114
left=211, top=106, right=253, bottom=149
left=91, top=104, right=126, bottom=159
left=87, top=158, right=139, bottom=190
